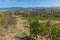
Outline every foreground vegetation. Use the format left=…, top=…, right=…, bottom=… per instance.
left=29, top=20, right=60, bottom=40
left=0, top=8, right=60, bottom=40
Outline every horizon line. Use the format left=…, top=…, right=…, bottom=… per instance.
left=0, top=6, right=60, bottom=8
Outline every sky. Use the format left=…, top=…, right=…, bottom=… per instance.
left=0, top=0, right=60, bottom=8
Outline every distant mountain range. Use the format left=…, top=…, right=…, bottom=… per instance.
left=0, top=7, right=43, bottom=10
left=0, top=7, right=60, bottom=10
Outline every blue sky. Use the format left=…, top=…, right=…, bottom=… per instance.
left=0, top=0, right=60, bottom=8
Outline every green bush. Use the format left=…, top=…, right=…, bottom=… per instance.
left=50, top=26, right=60, bottom=40
left=29, top=20, right=41, bottom=36
left=29, top=20, right=60, bottom=40
left=0, top=13, right=4, bottom=22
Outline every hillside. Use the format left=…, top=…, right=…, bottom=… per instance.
left=0, top=9, right=60, bottom=40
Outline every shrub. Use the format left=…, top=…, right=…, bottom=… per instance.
left=29, top=20, right=41, bottom=40
left=0, top=13, right=4, bottom=22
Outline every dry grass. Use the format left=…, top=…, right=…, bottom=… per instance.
left=0, top=16, right=60, bottom=40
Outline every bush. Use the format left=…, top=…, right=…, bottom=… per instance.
left=29, top=20, right=60, bottom=40
left=50, top=26, right=60, bottom=40
left=29, top=20, right=41, bottom=40
left=0, top=13, right=4, bottom=22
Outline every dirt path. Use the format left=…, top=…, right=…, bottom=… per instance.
left=0, top=16, right=29, bottom=40
left=39, top=20, right=60, bottom=23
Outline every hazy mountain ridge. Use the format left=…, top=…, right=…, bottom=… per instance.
left=0, top=7, right=40, bottom=10
left=0, top=7, right=60, bottom=10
